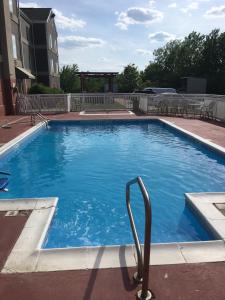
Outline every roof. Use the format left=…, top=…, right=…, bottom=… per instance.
left=181, top=77, right=206, bottom=80
left=143, top=87, right=177, bottom=94
left=76, top=72, right=118, bottom=78
left=20, top=8, right=52, bottom=21
left=15, top=67, right=36, bottom=80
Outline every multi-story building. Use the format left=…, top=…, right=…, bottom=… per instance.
left=0, top=0, right=60, bottom=115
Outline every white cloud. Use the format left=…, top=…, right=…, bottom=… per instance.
left=53, top=9, right=86, bottom=30
left=58, top=36, right=105, bottom=49
left=98, top=57, right=110, bottom=63
left=168, top=2, right=177, bottom=8
left=20, top=2, right=86, bottom=30
left=204, top=5, right=225, bottom=18
left=148, top=31, right=176, bottom=42
left=20, top=2, right=40, bottom=8
left=181, top=2, right=199, bottom=14
left=116, top=7, right=163, bottom=30
left=136, top=49, right=153, bottom=56
left=149, top=1, right=156, bottom=7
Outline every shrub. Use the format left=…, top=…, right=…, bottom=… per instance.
left=28, top=83, right=63, bottom=94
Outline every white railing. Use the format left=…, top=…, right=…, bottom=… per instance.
left=70, top=93, right=140, bottom=111
left=17, top=94, right=68, bottom=114
left=17, top=93, right=225, bottom=121
left=139, top=94, right=225, bottom=121
left=17, top=93, right=139, bottom=114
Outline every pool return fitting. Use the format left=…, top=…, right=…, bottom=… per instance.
left=126, top=177, right=153, bottom=300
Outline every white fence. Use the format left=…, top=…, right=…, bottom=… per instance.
left=139, top=94, right=225, bottom=121
left=17, top=93, right=225, bottom=121
left=17, top=93, right=141, bottom=114
left=17, top=94, right=68, bottom=114
left=70, top=93, right=140, bottom=111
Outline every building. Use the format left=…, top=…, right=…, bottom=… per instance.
left=0, top=0, right=60, bottom=115
left=180, top=77, right=207, bottom=94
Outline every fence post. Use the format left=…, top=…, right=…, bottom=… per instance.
left=67, top=94, right=71, bottom=113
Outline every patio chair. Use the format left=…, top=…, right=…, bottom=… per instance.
left=176, top=99, right=187, bottom=116
left=156, top=98, right=168, bottom=115
left=147, top=97, right=159, bottom=114
left=200, top=101, right=216, bottom=120
left=183, top=100, right=204, bottom=118
left=166, top=98, right=180, bottom=116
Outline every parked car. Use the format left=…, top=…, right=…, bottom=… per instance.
left=143, top=87, right=177, bottom=94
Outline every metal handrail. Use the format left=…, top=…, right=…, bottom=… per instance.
left=31, top=113, right=49, bottom=128
left=126, top=176, right=152, bottom=300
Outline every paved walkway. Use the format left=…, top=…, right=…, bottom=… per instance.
left=0, top=113, right=225, bottom=299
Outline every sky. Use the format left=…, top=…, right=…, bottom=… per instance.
left=19, top=0, right=225, bottom=72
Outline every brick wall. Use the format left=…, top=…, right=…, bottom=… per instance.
left=0, top=78, right=5, bottom=115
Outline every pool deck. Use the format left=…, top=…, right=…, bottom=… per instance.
left=1, top=113, right=225, bottom=299
left=1, top=216, right=225, bottom=300
left=1, top=113, right=225, bottom=148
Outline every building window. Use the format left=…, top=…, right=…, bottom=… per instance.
left=49, top=34, right=52, bottom=49
left=26, top=27, right=30, bottom=42
left=54, top=40, right=57, bottom=51
left=55, top=62, right=59, bottom=74
left=9, top=0, right=13, bottom=13
left=12, top=34, right=17, bottom=59
left=50, top=59, right=54, bottom=74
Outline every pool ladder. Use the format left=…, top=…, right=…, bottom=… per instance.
left=31, top=113, right=49, bottom=128
left=126, top=177, right=153, bottom=300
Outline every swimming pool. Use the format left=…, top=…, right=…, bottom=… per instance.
left=0, top=119, right=225, bottom=248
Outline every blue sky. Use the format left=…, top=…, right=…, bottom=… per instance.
left=20, top=0, right=225, bottom=72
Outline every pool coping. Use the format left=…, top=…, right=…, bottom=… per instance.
left=0, top=121, right=45, bottom=157
left=79, top=110, right=134, bottom=116
left=1, top=117, right=225, bottom=273
left=185, top=193, right=225, bottom=241
left=1, top=197, right=225, bottom=273
left=160, top=118, right=225, bottom=157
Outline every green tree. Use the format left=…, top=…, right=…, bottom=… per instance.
left=85, top=77, right=105, bottom=92
left=142, top=29, right=225, bottom=94
left=117, top=64, right=141, bottom=92
left=60, top=64, right=80, bottom=93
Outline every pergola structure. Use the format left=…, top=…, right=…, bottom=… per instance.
left=75, top=72, right=118, bottom=92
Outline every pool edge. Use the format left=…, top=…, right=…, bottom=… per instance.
left=1, top=118, right=225, bottom=273
left=1, top=196, right=225, bottom=274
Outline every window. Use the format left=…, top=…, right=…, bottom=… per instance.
left=12, top=34, right=17, bottom=59
left=54, top=39, right=57, bottom=51
left=50, top=59, right=54, bottom=74
left=26, top=27, right=30, bottom=41
left=9, top=0, right=13, bottom=13
left=55, top=62, right=59, bottom=74
left=49, top=34, right=52, bottom=49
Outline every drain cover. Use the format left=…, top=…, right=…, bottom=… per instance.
left=5, top=211, right=19, bottom=217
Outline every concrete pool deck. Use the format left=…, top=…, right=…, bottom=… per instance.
left=1, top=214, right=225, bottom=299
left=1, top=113, right=225, bottom=299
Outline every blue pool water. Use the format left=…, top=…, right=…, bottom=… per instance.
left=0, top=120, right=225, bottom=248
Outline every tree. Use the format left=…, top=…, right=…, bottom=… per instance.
left=142, top=29, right=225, bottom=94
left=117, top=64, right=141, bottom=92
left=60, top=64, right=80, bottom=93
left=85, top=77, right=105, bottom=92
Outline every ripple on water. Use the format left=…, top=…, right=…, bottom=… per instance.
left=1, top=121, right=224, bottom=247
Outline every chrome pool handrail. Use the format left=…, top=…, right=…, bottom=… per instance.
left=31, top=113, right=49, bottom=128
left=126, top=176, right=152, bottom=300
